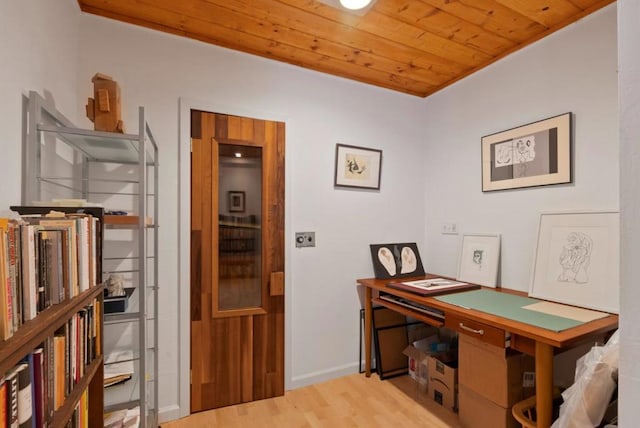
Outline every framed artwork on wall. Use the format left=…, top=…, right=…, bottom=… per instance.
left=369, top=243, right=425, bottom=280
left=481, top=112, right=572, bottom=192
left=334, top=144, right=382, bottom=190
left=228, top=190, right=245, bottom=213
left=530, top=210, right=619, bottom=313
left=456, top=234, right=501, bottom=287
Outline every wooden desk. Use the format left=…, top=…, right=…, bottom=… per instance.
left=357, top=275, right=618, bottom=428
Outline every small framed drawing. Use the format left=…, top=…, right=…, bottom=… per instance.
left=334, top=144, right=382, bottom=190
left=530, top=211, right=619, bottom=313
left=482, top=112, right=572, bottom=192
left=228, top=191, right=245, bottom=213
left=456, top=234, right=501, bottom=287
left=369, top=243, right=425, bottom=280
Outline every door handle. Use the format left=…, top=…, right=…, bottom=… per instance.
left=270, top=271, right=284, bottom=296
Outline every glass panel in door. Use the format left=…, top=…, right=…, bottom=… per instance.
left=217, top=143, right=262, bottom=311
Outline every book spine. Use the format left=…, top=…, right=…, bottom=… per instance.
left=35, top=233, right=44, bottom=314
left=32, top=349, right=45, bottom=428
left=0, top=229, right=11, bottom=341
left=53, top=334, right=65, bottom=411
left=7, top=224, right=20, bottom=332
left=20, top=225, right=37, bottom=322
left=44, top=336, right=55, bottom=427
left=8, top=370, right=18, bottom=428
left=13, top=224, right=22, bottom=328
left=2, top=229, right=14, bottom=340
left=16, top=363, right=32, bottom=428
left=0, top=379, right=7, bottom=428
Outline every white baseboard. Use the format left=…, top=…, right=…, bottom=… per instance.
left=159, top=363, right=363, bottom=424
left=159, top=404, right=182, bottom=424
left=289, top=362, right=360, bottom=390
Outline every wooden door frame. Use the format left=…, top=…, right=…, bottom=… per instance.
left=178, top=98, right=291, bottom=420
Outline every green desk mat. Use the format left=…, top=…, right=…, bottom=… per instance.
left=435, top=289, right=584, bottom=332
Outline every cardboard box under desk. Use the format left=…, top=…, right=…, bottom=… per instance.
left=427, top=355, right=458, bottom=412
left=459, top=385, right=519, bottom=428
left=458, top=334, right=535, bottom=408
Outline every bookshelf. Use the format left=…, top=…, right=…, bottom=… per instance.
left=20, top=91, right=159, bottom=427
left=0, top=209, right=105, bottom=428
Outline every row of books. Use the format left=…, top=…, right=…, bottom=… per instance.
left=0, top=299, right=100, bottom=428
left=0, top=211, right=101, bottom=341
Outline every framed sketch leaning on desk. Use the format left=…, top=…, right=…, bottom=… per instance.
left=369, top=242, right=425, bottom=280
left=530, top=210, right=619, bottom=313
left=456, top=234, right=501, bottom=287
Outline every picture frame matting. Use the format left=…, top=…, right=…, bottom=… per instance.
left=529, top=210, right=619, bottom=313
left=456, top=234, right=501, bottom=287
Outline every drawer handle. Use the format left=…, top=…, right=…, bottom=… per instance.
left=459, top=323, right=484, bottom=335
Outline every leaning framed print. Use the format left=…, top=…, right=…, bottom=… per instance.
left=369, top=242, right=425, bottom=280
left=456, top=234, right=501, bottom=287
left=529, top=210, right=619, bottom=313
left=334, top=144, right=382, bottom=190
left=481, top=112, right=572, bottom=192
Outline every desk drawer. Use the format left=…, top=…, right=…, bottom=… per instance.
left=446, top=313, right=506, bottom=348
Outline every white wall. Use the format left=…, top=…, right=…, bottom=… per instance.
left=421, top=6, right=618, bottom=296
left=0, top=0, right=81, bottom=209
left=76, top=13, right=427, bottom=420
left=2, top=0, right=631, bottom=423
left=618, top=0, right=640, bottom=424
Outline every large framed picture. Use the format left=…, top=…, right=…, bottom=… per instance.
left=456, top=234, right=501, bottom=287
left=482, top=112, right=572, bottom=192
left=369, top=242, right=425, bottom=280
left=334, top=144, right=382, bottom=190
left=530, top=211, right=619, bottom=313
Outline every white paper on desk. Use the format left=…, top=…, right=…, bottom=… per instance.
left=401, top=278, right=467, bottom=290
left=522, top=301, right=609, bottom=322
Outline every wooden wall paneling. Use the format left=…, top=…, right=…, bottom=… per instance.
left=241, top=315, right=254, bottom=403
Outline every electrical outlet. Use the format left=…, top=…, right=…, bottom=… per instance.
left=295, top=232, right=316, bottom=248
left=441, top=223, right=458, bottom=235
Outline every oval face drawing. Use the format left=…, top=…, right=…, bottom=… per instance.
left=378, top=247, right=396, bottom=276
left=400, top=247, right=417, bottom=274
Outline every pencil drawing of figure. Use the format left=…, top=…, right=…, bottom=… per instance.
left=472, top=249, right=484, bottom=271
left=514, top=136, right=536, bottom=163
left=558, top=232, right=593, bottom=284
left=377, top=247, right=396, bottom=276
left=400, top=246, right=417, bottom=274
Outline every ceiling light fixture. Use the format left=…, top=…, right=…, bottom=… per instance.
left=316, top=0, right=377, bottom=16
left=339, top=0, right=372, bottom=10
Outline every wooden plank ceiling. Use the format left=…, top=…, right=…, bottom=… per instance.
left=77, top=0, right=614, bottom=97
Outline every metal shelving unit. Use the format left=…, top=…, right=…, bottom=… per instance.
left=23, top=91, right=159, bottom=428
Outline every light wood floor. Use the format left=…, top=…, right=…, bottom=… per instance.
left=161, top=373, right=461, bottom=428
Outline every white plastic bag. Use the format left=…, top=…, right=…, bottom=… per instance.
left=551, top=330, right=619, bottom=428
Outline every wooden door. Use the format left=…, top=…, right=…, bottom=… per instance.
left=190, top=111, right=285, bottom=411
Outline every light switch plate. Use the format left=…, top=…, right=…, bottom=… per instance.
left=295, top=232, right=316, bottom=248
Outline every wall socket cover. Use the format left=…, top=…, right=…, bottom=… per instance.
left=441, top=223, right=458, bottom=234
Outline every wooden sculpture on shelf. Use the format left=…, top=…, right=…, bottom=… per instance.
left=85, top=73, right=124, bottom=133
